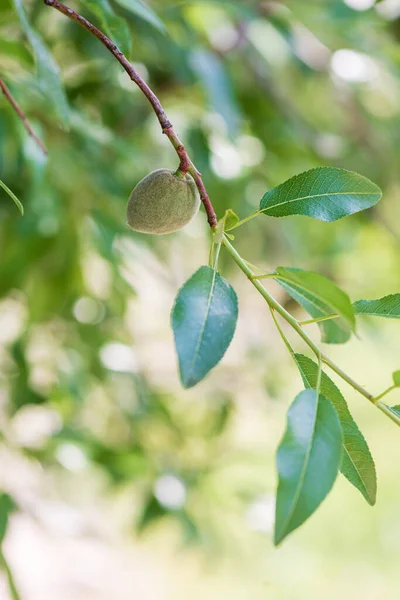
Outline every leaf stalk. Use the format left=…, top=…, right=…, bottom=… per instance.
left=222, top=234, right=400, bottom=428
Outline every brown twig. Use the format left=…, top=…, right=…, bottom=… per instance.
left=0, top=77, right=47, bottom=155
left=42, top=0, right=218, bottom=228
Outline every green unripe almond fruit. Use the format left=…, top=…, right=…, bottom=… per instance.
left=126, top=168, right=201, bottom=235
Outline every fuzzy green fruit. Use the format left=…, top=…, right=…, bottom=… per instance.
left=126, top=168, right=201, bottom=235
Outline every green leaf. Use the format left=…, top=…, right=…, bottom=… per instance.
left=137, top=494, right=166, bottom=532
left=215, top=209, right=239, bottom=241
left=353, top=295, right=400, bottom=319
left=223, top=208, right=239, bottom=231
left=393, top=371, right=400, bottom=387
left=274, top=267, right=355, bottom=344
left=13, top=0, right=69, bottom=124
left=390, top=405, right=400, bottom=417
left=190, top=49, right=241, bottom=138
left=172, top=266, right=238, bottom=388
left=294, top=354, right=377, bottom=506
left=260, top=168, right=382, bottom=222
left=0, top=39, right=33, bottom=67
left=0, top=493, right=15, bottom=544
left=113, top=0, right=166, bottom=33
left=275, top=389, right=342, bottom=545
left=0, top=180, right=24, bottom=215
left=86, top=0, right=132, bottom=57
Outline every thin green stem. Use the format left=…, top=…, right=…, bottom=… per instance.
left=372, top=385, right=397, bottom=404
left=0, top=548, right=21, bottom=600
left=225, top=210, right=262, bottom=231
left=272, top=303, right=323, bottom=396
left=269, top=308, right=295, bottom=357
left=213, top=239, right=222, bottom=271
left=222, top=234, right=400, bottom=428
left=208, top=232, right=215, bottom=268
left=243, top=259, right=270, bottom=274
left=299, top=314, right=340, bottom=326
left=251, top=273, right=276, bottom=280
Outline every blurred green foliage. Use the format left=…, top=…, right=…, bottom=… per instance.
left=1, top=0, right=400, bottom=583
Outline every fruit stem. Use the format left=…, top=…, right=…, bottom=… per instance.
left=174, top=169, right=187, bottom=181
left=42, top=0, right=218, bottom=229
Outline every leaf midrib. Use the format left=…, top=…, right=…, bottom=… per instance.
left=354, top=296, right=400, bottom=318
left=297, top=360, right=374, bottom=505
left=342, top=445, right=373, bottom=504
left=276, top=391, right=319, bottom=542
left=276, top=275, right=352, bottom=330
left=262, top=190, right=379, bottom=212
left=185, top=268, right=217, bottom=385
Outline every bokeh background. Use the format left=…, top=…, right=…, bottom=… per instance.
left=1, top=0, right=400, bottom=598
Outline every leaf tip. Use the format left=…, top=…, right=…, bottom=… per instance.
left=179, top=368, right=199, bottom=389
left=180, top=377, right=196, bottom=390
left=273, top=526, right=286, bottom=547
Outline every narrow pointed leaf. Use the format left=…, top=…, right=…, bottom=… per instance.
left=172, top=266, right=238, bottom=388
left=86, top=0, right=132, bottom=57
left=13, top=0, right=69, bottom=124
left=113, top=0, right=166, bottom=33
left=274, top=267, right=355, bottom=344
left=275, top=389, right=342, bottom=545
left=294, top=354, right=377, bottom=506
left=0, top=180, right=24, bottom=215
left=353, top=295, right=400, bottom=319
left=260, top=168, right=382, bottom=222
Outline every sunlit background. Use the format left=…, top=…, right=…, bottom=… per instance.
left=1, top=0, right=400, bottom=598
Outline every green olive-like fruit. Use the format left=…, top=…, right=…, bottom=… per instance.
left=126, top=168, right=200, bottom=235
